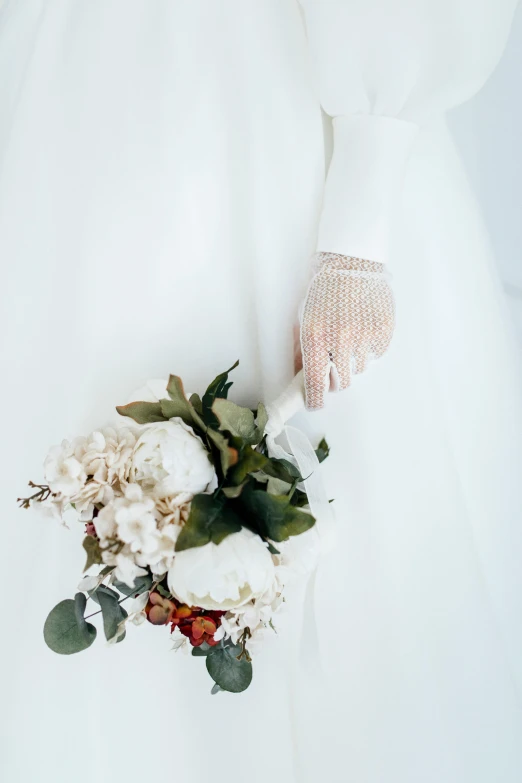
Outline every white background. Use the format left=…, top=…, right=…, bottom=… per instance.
left=449, top=1, right=522, bottom=339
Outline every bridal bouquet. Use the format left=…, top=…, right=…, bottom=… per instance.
left=19, top=363, right=328, bottom=694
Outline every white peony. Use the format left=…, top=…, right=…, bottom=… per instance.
left=131, top=418, right=216, bottom=499
left=44, top=440, right=87, bottom=497
left=168, top=529, right=276, bottom=611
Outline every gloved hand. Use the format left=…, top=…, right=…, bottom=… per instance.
left=300, top=252, right=395, bottom=410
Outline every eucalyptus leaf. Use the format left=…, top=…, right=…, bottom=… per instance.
left=211, top=683, right=224, bottom=695
left=97, top=589, right=127, bottom=643
left=82, top=536, right=103, bottom=572
left=206, top=646, right=253, bottom=693
left=115, top=401, right=165, bottom=424
left=192, top=642, right=212, bottom=657
left=113, top=575, right=153, bottom=597
left=88, top=584, right=119, bottom=606
left=43, top=594, right=97, bottom=655
left=175, top=494, right=242, bottom=552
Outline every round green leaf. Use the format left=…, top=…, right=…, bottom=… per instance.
left=206, top=646, right=253, bottom=693
left=43, top=594, right=97, bottom=655
left=97, top=589, right=127, bottom=642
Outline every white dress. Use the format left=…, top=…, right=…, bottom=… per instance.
left=1, top=1, right=521, bottom=782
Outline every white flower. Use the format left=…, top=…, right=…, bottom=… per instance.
left=114, top=485, right=158, bottom=554
left=95, top=502, right=117, bottom=542
left=44, top=440, right=87, bottom=497
left=147, top=523, right=180, bottom=577
left=39, top=495, right=67, bottom=525
left=80, top=427, right=136, bottom=485
left=170, top=626, right=189, bottom=654
left=78, top=574, right=104, bottom=592
left=110, top=552, right=148, bottom=588
left=126, top=592, right=150, bottom=626
left=168, top=529, right=276, bottom=611
left=131, top=418, right=216, bottom=499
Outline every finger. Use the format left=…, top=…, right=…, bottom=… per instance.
left=370, top=326, right=394, bottom=359
left=353, top=342, right=370, bottom=375
left=330, top=330, right=353, bottom=391
left=301, top=330, right=331, bottom=411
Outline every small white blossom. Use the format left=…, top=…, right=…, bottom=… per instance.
left=170, top=626, right=189, bottom=654
left=115, top=489, right=158, bottom=554
left=110, top=552, right=147, bottom=588
left=77, top=574, right=104, bottom=592
left=44, top=441, right=86, bottom=497
left=147, top=523, right=180, bottom=577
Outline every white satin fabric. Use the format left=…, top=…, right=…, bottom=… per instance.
left=1, top=1, right=521, bottom=782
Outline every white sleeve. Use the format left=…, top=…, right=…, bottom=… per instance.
left=299, top=0, right=518, bottom=263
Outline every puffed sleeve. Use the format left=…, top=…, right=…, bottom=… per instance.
left=299, top=0, right=518, bottom=262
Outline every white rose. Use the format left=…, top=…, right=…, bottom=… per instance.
left=131, top=418, right=216, bottom=499
left=44, top=440, right=87, bottom=497
left=168, top=529, right=276, bottom=611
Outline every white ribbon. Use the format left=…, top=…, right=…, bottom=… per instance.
left=265, top=370, right=336, bottom=676
left=265, top=370, right=336, bottom=555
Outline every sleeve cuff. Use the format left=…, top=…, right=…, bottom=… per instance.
left=317, top=114, right=419, bottom=263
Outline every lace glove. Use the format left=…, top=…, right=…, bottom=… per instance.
left=300, top=252, right=395, bottom=410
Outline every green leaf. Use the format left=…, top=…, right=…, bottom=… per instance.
left=266, top=477, right=292, bottom=496
left=82, top=536, right=103, bottom=572
left=88, top=584, right=119, bottom=605
left=97, top=588, right=127, bottom=643
left=266, top=541, right=281, bottom=556
left=315, top=438, right=330, bottom=464
left=113, top=574, right=153, bottom=597
left=190, top=393, right=203, bottom=415
left=211, top=683, right=224, bottom=695
left=155, top=583, right=172, bottom=599
left=212, top=399, right=256, bottom=441
left=206, top=646, right=253, bottom=693
left=201, top=361, right=239, bottom=426
left=191, top=642, right=212, bottom=657
left=262, top=458, right=303, bottom=485
left=43, top=594, right=97, bottom=655
left=115, top=401, right=165, bottom=424
left=161, top=375, right=194, bottom=426
left=229, top=448, right=268, bottom=486
left=207, top=427, right=237, bottom=476
left=222, top=482, right=247, bottom=499
left=212, top=399, right=269, bottom=446
left=255, top=403, right=269, bottom=442
left=175, top=494, right=242, bottom=552
left=240, top=488, right=315, bottom=542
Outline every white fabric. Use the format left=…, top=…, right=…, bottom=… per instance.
left=317, top=115, right=418, bottom=261
left=1, top=1, right=522, bottom=782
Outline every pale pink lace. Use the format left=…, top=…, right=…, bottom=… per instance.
left=300, top=252, right=395, bottom=410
